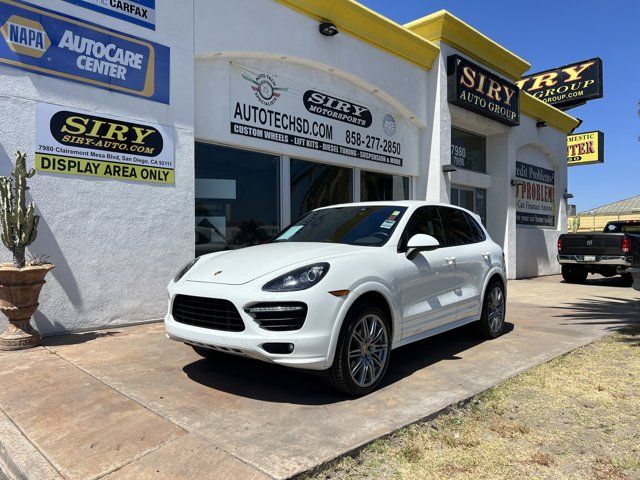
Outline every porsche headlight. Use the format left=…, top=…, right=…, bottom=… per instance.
left=173, top=257, right=199, bottom=283
left=262, top=263, right=329, bottom=291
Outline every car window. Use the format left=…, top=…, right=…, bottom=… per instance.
left=438, top=207, right=477, bottom=246
left=399, top=206, right=446, bottom=250
left=464, top=212, right=486, bottom=242
left=274, top=206, right=407, bottom=247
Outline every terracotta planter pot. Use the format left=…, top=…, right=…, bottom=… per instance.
left=0, top=264, right=54, bottom=351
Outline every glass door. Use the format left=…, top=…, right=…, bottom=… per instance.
left=451, top=185, right=487, bottom=226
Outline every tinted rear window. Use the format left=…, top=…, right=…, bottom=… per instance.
left=439, top=207, right=477, bottom=246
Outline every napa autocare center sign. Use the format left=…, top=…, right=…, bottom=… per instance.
left=515, top=162, right=556, bottom=228
left=0, top=0, right=169, bottom=103
left=35, top=103, right=174, bottom=184
left=229, top=62, right=405, bottom=167
left=62, top=0, right=156, bottom=30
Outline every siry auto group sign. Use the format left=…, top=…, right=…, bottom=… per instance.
left=517, top=58, right=603, bottom=110
left=447, top=54, right=520, bottom=127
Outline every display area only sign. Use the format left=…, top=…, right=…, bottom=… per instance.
left=229, top=62, right=405, bottom=167
left=567, top=130, right=604, bottom=166
left=515, top=161, right=556, bottom=228
left=447, top=54, right=520, bottom=127
left=61, top=0, right=156, bottom=30
left=35, top=102, right=174, bottom=184
left=0, top=0, right=169, bottom=103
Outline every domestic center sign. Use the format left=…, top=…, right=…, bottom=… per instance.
left=229, top=62, right=405, bottom=167
left=567, top=131, right=604, bottom=166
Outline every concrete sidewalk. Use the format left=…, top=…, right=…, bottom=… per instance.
left=0, top=275, right=638, bottom=479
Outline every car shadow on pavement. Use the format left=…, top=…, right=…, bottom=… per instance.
left=42, top=330, right=120, bottom=346
left=551, top=296, right=640, bottom=328
left=182, top=322, right=514, bottom=405
left=560, top=276, right=631, bottom=288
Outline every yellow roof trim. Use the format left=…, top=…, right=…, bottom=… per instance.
left=274, top=0, right=440, bottom=70
left=405, top=10, right=530, bottom=81
left=521, top=93, right=580, bottom=133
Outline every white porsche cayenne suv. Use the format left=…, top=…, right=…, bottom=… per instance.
left=165, top=202, right=507, bottom=395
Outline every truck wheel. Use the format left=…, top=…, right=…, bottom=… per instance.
left=621, top=273, right=634, bottom=287
left=562, top=265, right=588, bottom=284
left=324, top=302, right=391, bottom=396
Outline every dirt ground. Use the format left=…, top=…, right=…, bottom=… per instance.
left=307, top=324, right=640, bottom=480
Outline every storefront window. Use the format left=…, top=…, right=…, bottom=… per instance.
left=195, top=142, right=279, bottom=255
left=451, top=127, right=486, bottom=173
left=451, top=186, right=487, bottom=226
left=360, top=170, right=409, bottom=201
left=290, top=159, right=352, bottom=221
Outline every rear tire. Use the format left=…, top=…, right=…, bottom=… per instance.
left=621, top=273, right=634, bottom=287
left=562, top=265, right=588, bottom=284
left=325, top=302, right=391, bottom=396
left=478, top=279, right=506, bottom=339
left=191, top=345, right=226, bottom=361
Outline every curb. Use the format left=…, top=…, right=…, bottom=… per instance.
left=0, top=409, right=63, bottom=480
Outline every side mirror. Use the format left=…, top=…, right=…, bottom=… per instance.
left=406, top=234, right=440, bottom=259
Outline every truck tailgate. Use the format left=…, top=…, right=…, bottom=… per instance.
left=561, top=233, right=625, bottom=255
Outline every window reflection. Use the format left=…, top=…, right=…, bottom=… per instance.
left=195, top=143, right=279, bottom=255
left=361, top=170, right=409, bottom=201
left=290, top=159, right=353, bottom=220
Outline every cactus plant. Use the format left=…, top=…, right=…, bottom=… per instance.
left=0, top=151, right=39, bottom=268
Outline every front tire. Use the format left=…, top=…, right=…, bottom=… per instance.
left=478, top=280, right=506, bottom=339
left=325, top=303, right=391, bottom=396
left=562, top=265, right=588, bottom=284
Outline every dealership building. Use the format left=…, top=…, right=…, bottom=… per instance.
left=0, top=0, right=579, bottom=335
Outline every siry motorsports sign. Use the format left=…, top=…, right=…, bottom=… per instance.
left=35, top=102, right=174, bottom=184
left=61, top=0, right=156, bottom=31
left=0, top=0, right=169, bottom=103
left=567, top=130, right=604, bottom=167
left=515, top=161, right=556, bottom=228
left=447, top=54, right=520, bottom=127
left=517, top=58, right=603, bottom=109
left=230, top=62, right=405, bottom=167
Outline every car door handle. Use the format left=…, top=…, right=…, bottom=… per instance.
left=445, top=257, right=456, bottom=265
left=482, top=252, right=491, bottom=260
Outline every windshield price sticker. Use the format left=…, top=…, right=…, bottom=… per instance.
left=230, top=62, right=405, bottom=167
left=35, top=102, right=175, bottom=184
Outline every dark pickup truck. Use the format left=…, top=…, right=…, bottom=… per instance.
left=557, top=220, right=640, bottom=285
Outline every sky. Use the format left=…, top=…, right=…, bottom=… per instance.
left=359, top=0, right=639, bottom=213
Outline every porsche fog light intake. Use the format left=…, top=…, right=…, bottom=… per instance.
left=262, top=263, right=329, bottom=291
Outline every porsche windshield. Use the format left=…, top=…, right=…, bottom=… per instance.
left=274, top=206, right=407, bottom=247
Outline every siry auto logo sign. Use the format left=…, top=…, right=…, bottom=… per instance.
left=0, top=15, right=50, bottom=58
left=447, top=54, right=520, bottom=127
left=303, top=90, right=373, bottom=128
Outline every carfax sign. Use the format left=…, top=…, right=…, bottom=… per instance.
left=567, top=130, right=604, bottom=167
left=447, top=54, right=520, bottom=127
left=229, top=62, right=405, bottom=167
left=35, top=102, right=174, bottom=184
left=0, top=0, right=169, bottom=103
left=515, top=161, right=556, bottom=228
left=62, top=0, right=156, bottom=30
left=517, top=58, right=603, bottom=109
